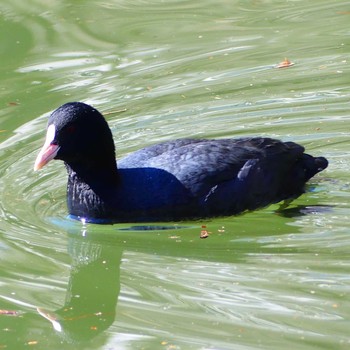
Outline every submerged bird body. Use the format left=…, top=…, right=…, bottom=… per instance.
left=34, top=102, right=328, bottom=223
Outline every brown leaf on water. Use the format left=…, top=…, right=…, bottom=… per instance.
left=200, top=225, right=209, bottom=239
left=0, top=310, right=19, bottom=316
left=275, top=58, right=294, bottom=68
left=103, top=108, right=127, bottom=116
left=7, top=101, right=20, bottom=106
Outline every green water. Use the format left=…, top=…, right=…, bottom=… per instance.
left=0, top=0, right=349, bottom=349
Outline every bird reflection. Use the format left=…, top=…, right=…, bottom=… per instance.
left=37, top=226, right=122, bottom=343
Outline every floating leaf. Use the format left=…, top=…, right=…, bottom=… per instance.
left=275, top=58, right=294, bottom=68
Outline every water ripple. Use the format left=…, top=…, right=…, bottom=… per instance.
left=0, top=0, right=349, bottom=348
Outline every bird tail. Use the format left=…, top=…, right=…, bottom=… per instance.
left=303, top=154, right=328, bottom=181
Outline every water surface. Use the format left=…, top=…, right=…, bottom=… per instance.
left=0, top=1, right=349, bottom=349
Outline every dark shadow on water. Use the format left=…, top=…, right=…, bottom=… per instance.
left=276, top=205, right=333, bottom=218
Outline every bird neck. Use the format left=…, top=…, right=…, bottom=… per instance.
left=65, top=161, right=120, bottom=220
left=65, top=158, right=119, bottom=187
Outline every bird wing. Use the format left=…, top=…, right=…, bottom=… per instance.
left=118, top=137, right=305, bottom=197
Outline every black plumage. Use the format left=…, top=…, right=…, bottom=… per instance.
left=34, top=102, right=328, bottom=223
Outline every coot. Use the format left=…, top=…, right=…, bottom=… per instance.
left=34, top=102, right=328, bottom=223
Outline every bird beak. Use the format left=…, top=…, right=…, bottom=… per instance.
left=34, top=124, right=60, bottom=171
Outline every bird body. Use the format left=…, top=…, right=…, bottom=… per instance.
left=34, top=102, right=328, bottom=223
